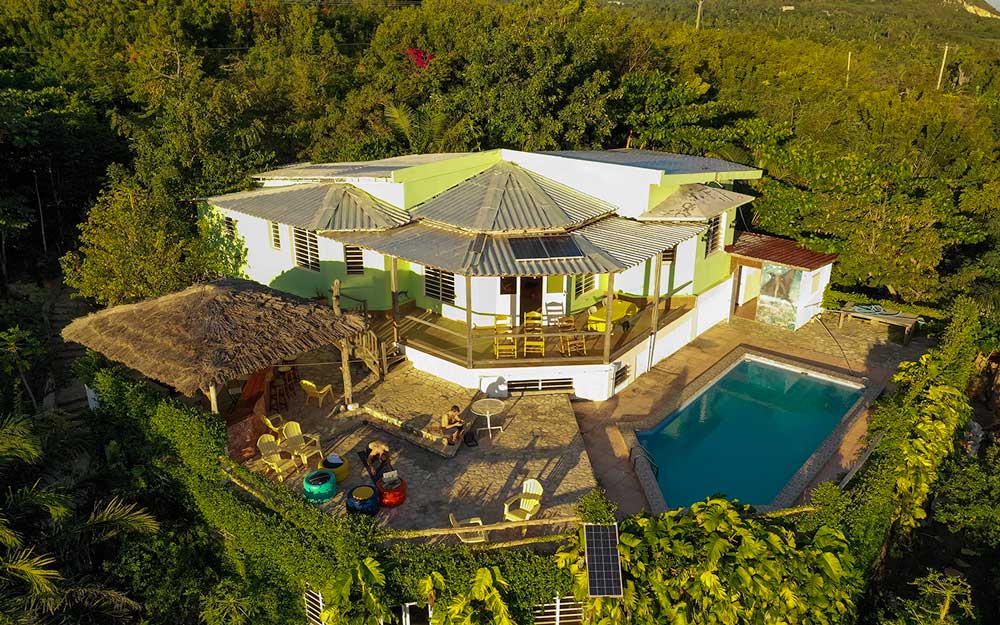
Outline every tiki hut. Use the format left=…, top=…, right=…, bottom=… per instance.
left=62, top=278, right=367, bottom=409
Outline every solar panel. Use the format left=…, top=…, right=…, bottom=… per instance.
left=510, top=235, right=584, bottom=261
left=510, top=237, right=549, bottom=260
left=584, top=524, right=623, bottom=597
left=541, top=235, right=583, bottom=259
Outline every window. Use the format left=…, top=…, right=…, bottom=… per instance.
left=223, top=217, right=237, bottom=239
left=292, top=227, right=320, bottom=272
left=424, top=266, right=456, bottom=304
left=574, top=274, right=595, bottom=298
left=500, top=276, right=517, bottom=295
left=661, top=247, right=675, bottom=263
left=704, top=214, right=724, bottom=257
left=268, top=221, right=281, bottom=249
left=344, top=245, right=364, bottom=275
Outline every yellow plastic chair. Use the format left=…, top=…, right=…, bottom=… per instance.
left=256, top=434, right=297, bottom=482
left=281, top=421, right=323, bottom=468
left=261, top=414, right=286, bottom=440
left=504, top=478, right=543, bottom=533
left=493, top=315, right=517, bottom=359
left=300, top=380, right=333, bottom=407
left=449, top=512, right=488, bottom=544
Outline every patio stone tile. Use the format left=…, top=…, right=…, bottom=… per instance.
left=256, top=365, right=598, bottom=542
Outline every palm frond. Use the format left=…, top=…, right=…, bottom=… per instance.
left=84, top=498, right=159, bottom=542
left=4, top=482, right=73, bottom=523
left=384, top=103, right=417, bottom=146
left=0, top=515, right=21, bottom=549
left=57, top=582, right=142, bottom=617
left=0, top=415, right=41, bottom=466
left=1, top=547, right=61, bottom=598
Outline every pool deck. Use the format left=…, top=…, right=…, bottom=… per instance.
left=573, top=312, right=929, bottom=515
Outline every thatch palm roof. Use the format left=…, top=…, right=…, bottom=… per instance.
left=62, top=278, right=366, bottom=396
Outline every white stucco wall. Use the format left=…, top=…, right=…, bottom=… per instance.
left=695, top=276, right=733, bottom=334
left=500, top=149, right=662, bottom=218
left=216, top=208, right=296, bottom=285
left=405, top=346, right=616, bottom=401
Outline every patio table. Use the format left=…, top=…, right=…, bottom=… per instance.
left=586, top=300, right=639, bottom=332
left=472, top=398, right=506, bottom=440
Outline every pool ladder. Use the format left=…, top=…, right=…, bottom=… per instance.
left=629, top=446, right=660, bottom=477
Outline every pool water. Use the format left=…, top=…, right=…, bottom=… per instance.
left=637, top=358, right=863, bottom=507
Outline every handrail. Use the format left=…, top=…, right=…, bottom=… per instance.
left=629, top=445, right=659, bottom=478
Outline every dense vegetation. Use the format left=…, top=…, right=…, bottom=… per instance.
left=3, top=0, right=1000, bottom=623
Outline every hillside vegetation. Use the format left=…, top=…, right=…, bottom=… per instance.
left=2, top=1, right=1000, bottom=624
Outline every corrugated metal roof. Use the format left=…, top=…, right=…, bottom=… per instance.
left=726, top=231, right=838, bottom=271
left=255, top=153, right=467, bottom=180
left=205, top=183, right=410, bottom=231
left=325, top=217, right=704, bottom=276
left=640, top=184, right=755, bottom=220
left=544, top=149, right=759, bottom=176
left=411, top=162, right=614, bottom=232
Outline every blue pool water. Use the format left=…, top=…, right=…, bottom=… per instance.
left=637, top=358, right=863, bottom=507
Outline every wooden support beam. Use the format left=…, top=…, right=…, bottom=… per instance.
left=340, top=339, right=353, bottom=406
left=390, top=257, right=400, bottom=344
left=648, top=253, right=663, bottom=370
left=602, top=272, right=615, bottom=363
left=465, top=274, right=474, bottom=367
left=331, top=279, right=342, bottom=315
left=207, top=382, right=219, bottom=414
left=392, top=515, right=579, bottom=539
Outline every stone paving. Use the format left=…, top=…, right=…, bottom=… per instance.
left=573, top=312, right=930, bottom=516
left=253, top=364, right=597, bottom=540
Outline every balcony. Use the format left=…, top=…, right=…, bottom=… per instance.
left=376, top=296, right=695, bottom=369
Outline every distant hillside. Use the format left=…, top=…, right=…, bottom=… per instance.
left=634, top=0, right=1000, bottom=46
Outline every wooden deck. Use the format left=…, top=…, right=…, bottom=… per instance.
left=376, top=301, right=693, bottom=368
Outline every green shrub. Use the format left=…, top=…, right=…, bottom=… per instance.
left=575, top=488, right=618, bottom=524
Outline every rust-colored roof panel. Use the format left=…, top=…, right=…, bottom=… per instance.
left=726, top=232, right=837, bottom=271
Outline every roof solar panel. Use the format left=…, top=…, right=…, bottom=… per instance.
left=541, top=235, right=583, bottom=259
left=584, top=524, right=623, bottom=597
left=510, top=237, right=549, bottom=260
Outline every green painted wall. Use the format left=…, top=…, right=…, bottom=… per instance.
left=692, top=207, right=738, bottom=294
left=397, top=150, right=503, bottom=208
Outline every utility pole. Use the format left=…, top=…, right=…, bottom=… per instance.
left=936, top=44, right=950, bottom=91
left=695, top=0, right=704, bottom=30
left=845, top=51, right=852, bottom=89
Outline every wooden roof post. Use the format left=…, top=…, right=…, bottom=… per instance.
left=331, top=279, right=342, bottom=316
left=390, top=257, right=400, bottom=344
left=465, top=275, right=474, bottom=367
left=602, top=271, right=615, bottom=364
left=340, top=339, right=353, bottom=407
left=649, top=253, right=663, bottom=368
left=207, top=382, right=220, bottom=414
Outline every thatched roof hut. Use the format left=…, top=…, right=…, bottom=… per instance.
left=62, top=278, right=367, bottom=397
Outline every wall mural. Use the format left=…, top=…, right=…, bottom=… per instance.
left=755, top=262, right=801, bottom=330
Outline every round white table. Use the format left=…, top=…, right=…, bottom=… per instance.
left=471, top=398, right=506, bottom=440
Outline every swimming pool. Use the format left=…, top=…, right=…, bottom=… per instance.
left=636, top=357, right=864, bottom=507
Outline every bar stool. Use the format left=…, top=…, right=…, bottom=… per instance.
left=269, top=377, right=289, bottom=412
left=277, top=365, right=297, bottom=396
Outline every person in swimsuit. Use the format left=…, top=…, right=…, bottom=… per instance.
left=440, top=405, right=465, bottom=445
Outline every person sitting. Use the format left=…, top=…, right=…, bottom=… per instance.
left=440, top=405, right=466, bottom=445
left=366, top=441, right=390, bottom=474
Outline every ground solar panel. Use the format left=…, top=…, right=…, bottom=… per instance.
left=584, top=524, right=623, bottom=597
